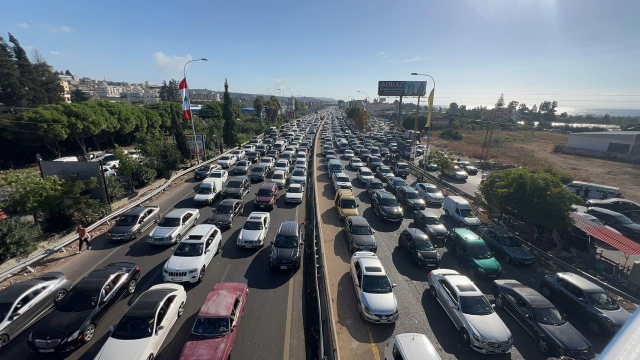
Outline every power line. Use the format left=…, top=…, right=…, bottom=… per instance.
left=438, top=93, right=640, bottom=97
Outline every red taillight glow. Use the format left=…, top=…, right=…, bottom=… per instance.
left=427, top=272, right=431, bottom=278
left=135, top=266, right=140, bottom=271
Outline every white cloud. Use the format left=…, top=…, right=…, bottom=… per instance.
left=377, top=51, right=390, bottom=58
left=17, top=23, right=29, bottom=28
left=153, top=51, right=193, bottom=78
left=49, top=50, right=63, bottom=56
left=41, top=23, right=71, bottom=32
left=401, top=56, right=422, bottom=63
left=272, top=79, right=290, bottom=95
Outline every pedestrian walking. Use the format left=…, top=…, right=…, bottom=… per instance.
left=76, top=224, right=91, bottom=253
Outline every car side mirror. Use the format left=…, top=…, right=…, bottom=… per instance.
left=270, top=241, right=274, bottom=245
left=171, top=247, right=175, bottom=252
left=109, top=325, right=115, bottom=332
left=392, top=283, right=397, bottom=288
left=9, top=313, right=20, bottom=320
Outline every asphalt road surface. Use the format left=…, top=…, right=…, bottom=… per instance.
left=314, top=128, right=613, bottom=360
left=2, top=164, right=307, bottom=360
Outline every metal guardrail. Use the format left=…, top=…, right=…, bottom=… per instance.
left=0, top=142, right=252, bottom=282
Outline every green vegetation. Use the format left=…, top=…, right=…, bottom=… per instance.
left=222, top=79, right=237, bottom=146
left=439, top=128, right=463, bottom=141
left=425, top=149, right=454, bottom=179
left=0, top=218, right=42, bottom=262
left=346, top=106, right=366, bottom=131
left=253, top=95, right=265, bottom=119
left=105, top=176, right=126, bottom=201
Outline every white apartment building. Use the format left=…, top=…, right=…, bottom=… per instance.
left=144, top=81, right=161, bottom=104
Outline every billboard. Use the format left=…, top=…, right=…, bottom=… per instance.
left=185, top=134, right=206, bottom=157
left=40, top=160, right=108, bottom=201
left=378, top=81, right=427, bottom=97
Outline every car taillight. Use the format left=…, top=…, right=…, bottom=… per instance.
left=427, top=272, right=432, bottom=278
left=65, top=277, right=70, bottom=281
left=135, top=266, right=140, bottom=271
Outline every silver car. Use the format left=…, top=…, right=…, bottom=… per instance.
left=428, top=269, right=512, bottom=354
left=148, top=209, right=200, bottom=245
left=350, top=252, right=398, bottom=323
left=415, top=183, right=445, bottom=204
left=107, top=206, right=160, bottom=241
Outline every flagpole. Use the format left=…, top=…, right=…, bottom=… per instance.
left=184, top=58, right=208, bottom=164
left=411, top=73, right=435, bottom=173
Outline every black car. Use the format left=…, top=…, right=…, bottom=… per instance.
left=396, top=186, right=426, bottom=211
left=386, top=177, right=407, bottom=196
left=413, top=210, right=448, bottom=241
left=492, top=279, right=595, bottom=359
left=586, top=207, right=640, bottom=240
left=223, top=176, right=250, bottom=199
left=208, top=199, right=244, bottom=228
left=28, top=263, right=140, bottom=354
left=476, top=226, right=536, bottom=265
left=372, top=191, right=403, bottom=222
left=267, top=149, right=280, bottom=159
left=248, top=165, right=268, bottom=182
left=367, top=156, right=383, bottom=171
left=345, top=216, right=377, bottom=252
left=366, top=178, right=385, bottom=198
left=0, top=273, right=70, bottom=351
left=246, top=151, right=260, bottom=163
left=194, top=164, right=217, bottom=180
left=359, top=149, right=372, bottom=162
left=398, top=228, right=439, bottom=268
left=270, top=221, right=303, bottom=270
left=256, top=144, right=269, bottom=156
left=586, top=198, right=640, bottom=218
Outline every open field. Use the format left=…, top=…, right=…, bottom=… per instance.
left=431, top=129, right=640, bottom=203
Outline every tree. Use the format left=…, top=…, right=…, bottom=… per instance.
left=495, top=93, right=505, bottom=109
left=346, top=106, right=366, bottom=131
left=135, top=129, right=181, bottom=178
left=439, top=128, right=463, bottom=141
left=518, top=103, right=529, bottom=115
left=70, top=88, right=91, bottom=102
left=0, top=35, right=23, bottom=107
left=253, top=95, right=265, bottom=118
left=448, top=102, right=459, bottom=113
left=199, top=101, right=223, bottom=120
left=0, top=218, right=43, bottom=262
left=62, top=102, right=105, bottom=155
left=114, top=146, right=137, bottom=190
left=11, top=104, right=69, bottom=158
left=480, top=168, right=581, bottom=231
left=425, top=149, right=454, bottom=180
left=166, top=102, right=191, bottom=160
left=32, top=56, right=64, bottom=105
left=265, top=96, right=280, bottom=123
left=64, top=69, right=72, bottom=76
left=159, top=79, right=180, bottom=102
left=222, top=79, right=237, bottom=146
left=507, top=101, right=519, bottom=110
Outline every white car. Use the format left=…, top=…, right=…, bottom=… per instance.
left=243, top=144, right=256, bottom=152
left=148, top=209, right=200, bottom=245
left=231, top=149, right=245, bottom=160
left=350, top=251, right=398, bottom=323
left=290, top=168, right=307, bottom=186
left=325, top=150, right=336, bottom=160
left=357, top=167, right=375, bottom=184
left=415, top=183, right=445, bottom=204
left=237, top=212, right=270, bottom=248
left=270, top=170, right=287, bottom=189
left=275, top=159, right=290, bottom=174
left=293, top=159, right=307, bottom=171
left=217, top=154, right=237, bottom=168
left=163, top=224, right=222, bottom=283
left=343, top=149, right=355, bottom=159
left=349, top=157, right=364, bottom=169
left=428, top=269, right=513, bottom=354
left=94, top=283, right=187, bottom=360
left=333, top=172, right=352, bottom=191
left=384, top=334, right=442, bottom=360
left=285, top=184, right=304, bottom=203
left=259, top=156, right=275, bottom=171
left=443, top=166, right=468, bottom=180
left=208, top=169, right=228, bottom=184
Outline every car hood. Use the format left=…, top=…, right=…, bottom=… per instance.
left=291, top=175, right=305, bottom=182
left=210, top=213, right=233, bottom=223
left=166, top=255, right=202, bottom=271
left=601, top=306, right=632, bottom=326
left=179, top=334, right=230, bottom=360
left=426, top=224, right=448, bottom=235
left=362, top=292, right=397, bottom=314
left=407, top=199, right=425, bottom=206
left=256, top=196, right=274, bottom=202
left=286, top=192, right=303, bottom=199
left=461, top=217, right=482, bottom=226
left=151, top=226, right=177, bottom=238
left=473, top=257, right=501, bottom=271
left=194, top=194, right=213, bottom=201
left=539, top=322, right=591, bottom=352
left=240, top=229, right=263, bottom=241
left=32, top=308, right=94, bottom=340
left=466, top=313, right=511, bottom=342
left=427, top=192, right=444, bottom=200
left=110, top=225, right=135, bottom=234
left=382, top=206, right=402, bottom=215
left=272, top=246, right=299, bottom=261
left=503, top=246, right=535, bottom=260
left=96, top=337, right=151, bottom=360
left=352, top=234, right=376, bottom=246
left=195, top=170, right=209, bottom=177
left=418, top=250, right=438, bottom=260
left=341, top=208, right=359, bottom=217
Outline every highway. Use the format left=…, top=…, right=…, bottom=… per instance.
left=314, top=120, right=613, bottom=360
left=2, top=162, right=307, bottom=360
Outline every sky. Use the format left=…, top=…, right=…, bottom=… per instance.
left=2, top=0, right=640, bottom=112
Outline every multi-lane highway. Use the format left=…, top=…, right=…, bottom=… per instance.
left=315, top=115, right=614, bottom=360
left=2, top=157, right=308, bottom=359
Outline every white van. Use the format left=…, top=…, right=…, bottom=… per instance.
left=565, top=181, right=621, bottom=199
left=193, top=178, right=222, bottom=205
left=273, top=140, right=286, bottom=152
left=443, top=196, right=481, bottom=226
left=338, top=140, right=349, bottom=152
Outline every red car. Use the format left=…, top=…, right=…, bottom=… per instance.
left=254, top=182, right=279, bottom=210
left=179, top=282, right=248, bottom=360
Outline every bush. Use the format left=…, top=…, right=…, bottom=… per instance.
left=236, top=133, right=251, bottom=145
left=105, top=176, right=126, bottom=201
left=440, top=128, right=463, bottom=141
left=0, top=218, right=42, bottom=262
left=539, top=164, right=573, bottom=185
left=132, top=161, right=157, bottom=187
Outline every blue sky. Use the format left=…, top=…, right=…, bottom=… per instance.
left=3, top=0, right=640, bottom=111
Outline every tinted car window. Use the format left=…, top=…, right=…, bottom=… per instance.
left=362, top=275, right=392, bottom=294
left=112, top=316, right=154, bottom=340
left=588, top=291, right=620, bottom=310
left=460, top=296, right=493, bottom=315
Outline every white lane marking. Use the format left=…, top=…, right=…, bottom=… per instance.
left=220, top=264, right=232, bottom=282
left=283, top=202, right=301, bottom=360
left=73, top=246, right=125, bottom=285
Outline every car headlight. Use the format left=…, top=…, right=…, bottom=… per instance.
left=165, top=234, right=173, bottom=240
left=477, top=267, right=485, bottom=273
left=68, top=330, right=80, bottom=342
left=472, top=333, right=487, bottom=345
left=417, top=253, right=425, bottom=260
left=163, top=268, right=168, bottom=273
left=124, top=232, right=131, bottom=236
left=188, top=268, right=198, bottom=274
left=362, top=305, right=373, bottom=316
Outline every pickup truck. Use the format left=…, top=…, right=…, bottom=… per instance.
left=394, top=162, right=410, bottom=179
left=193, top=178, right=223, bottom=205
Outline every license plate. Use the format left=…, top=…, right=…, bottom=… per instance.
left=280, top=266, right=288, bottom=270
left=379, top=319, right=388, bottom=323
left=525, top=261, right=533, bottom=264
left=488, top=274, right=497, bottom=278
left=39, top=349, right=54, bottom=353
left=260, top=204, right=265, bottom=208
left=172, top=278, right=182, bottom=282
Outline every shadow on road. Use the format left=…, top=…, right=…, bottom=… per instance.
left=156, top=311, right=199, bottom=360
left=391, top=246, right=427, bottom=282
left=221, top=228, right=256, bottom=260
left=244, top=246, right=295, bottom=289
left=362, top=207, right=401, bottom=232
left=124, top=237, right=170, bottom=258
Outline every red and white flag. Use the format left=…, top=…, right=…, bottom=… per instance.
left=179, top=78, right=191, bottom=121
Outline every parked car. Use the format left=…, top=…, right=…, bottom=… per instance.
left=372, top=191, right=403, bottom=222
left=0, top=273, right=70, bottom=351
left=384, top=333, right=442, bottom=360
left=248, top=164, right=268, bottom=182
left=586, top=207, right=640, bottom=240
left=349, top=252, right=398, bottom=323
left=415, top=183, right=445, bottom=205
left=476, top=226, right=536, bottom=265
left=396, top=186, right=426, bottom=211
left=293, top=159, right=307, bottom=171
left=269, top=221, right=303, bottom=270
left=274, top=159, right=290, bottom=174
left=246, top=151, right=260, bottom=163
left=586, top=198, right=640, bottom=217
left=223, top=176, right=250, bottom=199
left=398, top=228, right=439, bottom=268
left=290, top=168, right=307, bottom=186
left=259, top=156, right=276, bottom=171
left=107, top=206, right=160, bottom=241
left=366, top=178, right=385, bottom=197
left=368, top=156, right=383, bottom=171
left=163, top=225, right=222, bottom=283
left=233, top=160, right=251, bottom=175
left=386, top=177, right=407, bottom=196
left=208, top=199, right=244, bottom=228
left=539, top=272, right=631, bottom=334
left=356, top=166, right=374, bottom=184
left=443, top=166, right=468, bottom=180
left=270, top=170, right=287, bottom=189
left=254, top=182, right=279, bottom=210
left=194, top=164, right=220, bottom=180
left=427, top=269, right=512, bottom=354
left=345, top=216, right=376, bottom=252
left=28, top=263, right=141, bottom=354
left=217, top=154, right=237, bottom=168
left=335, top=190, right=359, bottom=220
left=349, top=157, right=364, bottom=170
left=285, top=184, right=304, bottom=204
left=413, top=210, right=448, bottom=241
left=376, top=166, right=395, bottom=182
left=178, top=283, right=247, bottom=360
left=237, top=212, right=270, bottom=248
left=492, top=279, right=595, bottom=359
left=456, top=161, right=478, bottom=175
left=394, top=162, right=410, bottom=179
left=447, top=228, right=502, bottom=278
left=95, top=284, right=186, bottom=360
left=148, top=209, right=200, bottom=245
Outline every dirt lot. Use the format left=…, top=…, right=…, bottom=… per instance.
left=431, top=129, right=640, bottom=203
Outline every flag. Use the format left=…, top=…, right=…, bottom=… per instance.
left=179, top=78, right=191, bottom=121
left=425, top=88, right=435, bottom=129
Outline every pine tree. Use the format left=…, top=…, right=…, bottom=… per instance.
left=495, top=93, right=505, bottom=109
left=0, top=35, right=23, bottom=106
left=65, top=69, right=72, bottom=76
left=222, top=79, right=236, bottom=146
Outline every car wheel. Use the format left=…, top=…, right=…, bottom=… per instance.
left=588, top=319, right=603, bottom=334
left=197, top=266, right=206, bottom=283
left=0, top=334, right=9, bottom=349
left=444, top=209, right=449, bottom=216
left=177, top=302, right=185, bottom=317
left=537, top=338, right=549, bottom=353
left=495, top=294, right=503, bottom=308
left=147, top=354, right=155, bottom=360
left=429, top=286, right=437, bottom=298
left=217, top=241, right=222, bottom=254
left=127, top=279, right=137, bottom=295
left=540, top=285, right=552, bottom=298
left=504, top=254, right=512, bottom=264
left=83, top=324, right=96, bottom=343
left=460, top=328, right=470, bottom=345
left=54, top=289, right=68, bottom=304
left=155, top=215, right=160, bottom=223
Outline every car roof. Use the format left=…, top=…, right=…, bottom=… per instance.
left=347, top=216, right=369, bottom=226
left=368, top=178, right=382, bottom=184
left=588, top=207, right=625, bottom=216
left=247, top=212, right=268, bottom=221
left=497, top=280, right=552, bottom=307
left=359, top=257, right=386, bottom=276
left=199, top=283, right=246, bottom=317
left=405, top=228, right=428, bottom=240
left=261, top=182, right=277, bottom=189
left=451, top=228, right=479, bottom=240
left=395, top=334, right=440, bottom=360
left=442, top=274, right=481, bottom=295
left=557, top=272, right=602, bottom=292
left=76, top=268, right=121, bottom=290
left=124, top=207, right=148, bottom=216
left=377, top=191, right=395, bottom=199
left=277, top=221, right=299, bottom=236
left=399, top=185, right=416, bottom=192
left=219, top=198, right=241, bottom=206
left=417, top=210, right=439, bottom=218
left=165, top=208, right=194, bottom=218
left=0, top=279, right=47, bottom=302
left=184, top=224, right=217, bottom=240
left=127, top=289, right=175, bottom=317
left=230, top=176, right=248, bottom=181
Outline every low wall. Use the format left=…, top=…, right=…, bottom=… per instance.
left=557, top=145, right=640, bottom=164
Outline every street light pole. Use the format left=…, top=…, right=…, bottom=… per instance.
left=184, top=58, right=208, bottom=164
left=411, top=72, right=436, bottom=172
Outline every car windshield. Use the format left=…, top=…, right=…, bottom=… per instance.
left=404, top=191, right=420, bottom=199
left=251, top=167, right=264, bottom=173
left=414, top=238, right=435, bottom=251
left=380, top=168, right=392, bottom=174
left=499, top=236, right=522, bottom=247
left=174, top=242, right=203, bottom=257
left=261, top=159, right=271, bottom=164
left=237, top=161, right=248, bottom=166
left=459, top=208, right=474, bottom=217
left=57, top=290, right=97, bottom=312
left=369, top=182, right=383, bottom=190
left=422, top=216, right=441, bottom=225
left=337, top=176, right=349, bottom=182
left=274, top=235, right=299, bottom=248
left=198, top=165, right=211, bottom=171
left=228, top=181, right=243, bottom=188
left=158, top=217, right=181, bottom=227
left=426, top=187, right=439, bottom=194
left=115, top=215, right=138, bottom=226
left=0, top=302, right=12, bottom=320
left=197, top=187, right=212, bottom=194
left=362, top=275, right=392, bottom=294
left=588, top=292, right=620, bottom=310
left=533, top=307, right=566, bottom=325
left=393, top=180, right=405, bottom=186
left=211, top=172, right=223, bottom=178
left=192, top=316, right=231, bottom=337
left=220, top=156, right=231, bottom=161
left=292, top=170, right=305, bottom=176
left=460, top=296, right=494, bottom=315
left=361, top=170, right=372, bottom=176
left=289, top=186, right=303, bottom=194
left=257, top=188, right=274, bottom=197
left=216, top=204, right=235, bottom=214
left=111, top=316, right=154, bottom=340
left=398, top=164, right=408, bottom=169
left=244, top=220, right=263, bottom=230
left=341, top=199, right=357, bottom=209
left=351, top=225, right=372, bottom=235
left=468, top=242, right=493, bottom=259
left=272, top=173, right=284, bottom=180
left=379, top=198, right=399, bottom=207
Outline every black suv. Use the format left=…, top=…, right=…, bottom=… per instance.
left=586, top=198, right=640, bottom=218
left=398, top=228, right=439, bottom=268
left=270, top=221, right=304, bottom=270
left=396, top=186, right=426, bottom=211
left=366, top=178, right=385, bottom=198
left=372, top=191, right=403, bottom=221
left=586, top=207, right=640, bottom=240
left=223, top=176, right=250, bottom=199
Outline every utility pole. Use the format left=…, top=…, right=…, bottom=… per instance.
left=183, top=58, right=208, bottom=164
